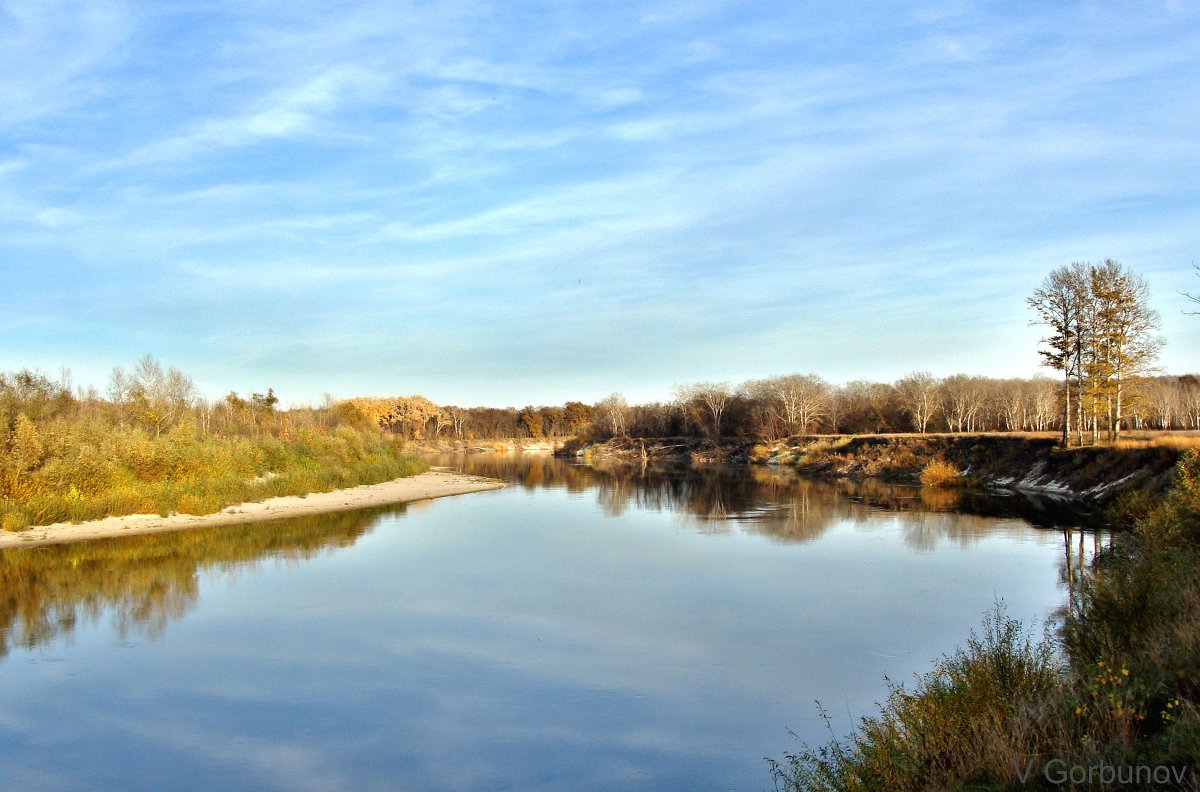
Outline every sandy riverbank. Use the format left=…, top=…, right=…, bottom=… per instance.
left=0, top=469, right=506, bottom=549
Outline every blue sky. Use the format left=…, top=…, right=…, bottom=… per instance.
left=1, top=0, right=1198, bottom=407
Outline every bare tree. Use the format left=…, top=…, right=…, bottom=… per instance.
left=1146, top=378, right=1183, bottom=429
left=108, top=366, right=131, bottom=427
left=996, top=378, right=1027, bottom=431
left=1027, top=376, right=1059, bottom=432
left=939, top=374, right=987, bottom=433
left=1184, top=262, right=1200, bottom=314
left=673, top=382, right=732, bottom=438
left=445, top=407, right=471, bottom=438
left=827, top=386, right=846, bottom=433
left=595, top=393, right=629, bottom=437
left=1181, top=381, right=1200, bottom=429
left=895, top=372, right=939, bottom=433
left=433, top=409, right=451, bottom=437
left=128, top=355, right=198, bottom=437
left=747, top=374, right=831, bottom=437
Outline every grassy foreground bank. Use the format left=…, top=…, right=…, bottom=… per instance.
left=770, top=454, right=1200, bottom=791
left=1, top=419, right=426, bottom=531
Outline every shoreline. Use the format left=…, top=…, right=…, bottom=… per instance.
left=0, top=469, right=506, bottom=550
left=560, top=434, right=1182, bottom=502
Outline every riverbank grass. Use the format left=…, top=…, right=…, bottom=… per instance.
left=769, top=605, right=1064, bottom=791
left=1, top=421, right=427, bottom=529
left=771, top=451, right=1200, bottom=791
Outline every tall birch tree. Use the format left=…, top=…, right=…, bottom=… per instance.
left=1028, top=263, right=1088, bottom=445
left=1089, top=260, right=1162, bottom=440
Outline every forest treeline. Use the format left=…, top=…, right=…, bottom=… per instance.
left=0, top=358, right=424, bottom=531
left=335, top=372, right=1200, bottom=445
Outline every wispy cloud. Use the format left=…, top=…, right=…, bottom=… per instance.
left=0, top=0, right=132, bottom=126
left=99, top=65, right=389, bottom=169
left=1, top=0, right=1198, bottom=402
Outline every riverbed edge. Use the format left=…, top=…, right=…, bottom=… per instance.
left=0, top=470, right=506, bottom=549
left=557, top=434, right=1184, bottom=502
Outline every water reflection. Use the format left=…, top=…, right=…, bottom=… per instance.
left=0, top=457, right=1100, bottom=665
left=430, top=454, right=1101, bottom=546
left=1061, top=526, right=1105, bottom=614
left=0, top=506, right=399, bottom=659
left=0, top=457, right=1099, bottom=791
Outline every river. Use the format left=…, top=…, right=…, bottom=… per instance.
left=0, top=455, right=1099, bottom=791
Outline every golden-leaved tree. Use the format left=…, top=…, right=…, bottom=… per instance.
left=1029, top=259, right=1161, bottom=444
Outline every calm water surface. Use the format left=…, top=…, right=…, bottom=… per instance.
left=0, top=455, right=1098, bottom=791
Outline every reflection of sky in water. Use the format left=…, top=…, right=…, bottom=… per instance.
left=0, top=460, right=1095, bottom=791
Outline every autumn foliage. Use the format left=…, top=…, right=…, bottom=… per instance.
left=1, top=365, right=425, bottom=531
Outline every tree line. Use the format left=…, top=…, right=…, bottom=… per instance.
left=333, top=396, right=596, bottom=442
left=0, top=356, right=341, bottom=445
left=322, top=371, right=1197, bottom=446
left=580, top=373, right=1195, bottom=442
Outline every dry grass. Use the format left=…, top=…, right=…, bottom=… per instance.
left=748, top=443, right=776, bottom=463
left=1111, top=433, right=1200, bottom=451
left=792, top=437, right=854, bottom=466
left=919, top=458, right=960, bottom=487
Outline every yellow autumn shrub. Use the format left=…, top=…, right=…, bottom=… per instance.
left=919, top=458, right=960, bottom=487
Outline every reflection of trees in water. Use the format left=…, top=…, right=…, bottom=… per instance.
left=885, top=511, right=1014, bottom=552
left=1060, top=528, right=1106, bottom=614
left=1, top=457, right=1097, bottom=660
left=0, top=506, right=394, bottom=659
left=431, top=454, right=1090, bottom=548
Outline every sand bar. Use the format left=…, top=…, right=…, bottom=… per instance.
left=0, top=469, right=506, bottom=549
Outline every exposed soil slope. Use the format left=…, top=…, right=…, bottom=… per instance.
left=559, top=435, right=1181, bottom=502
